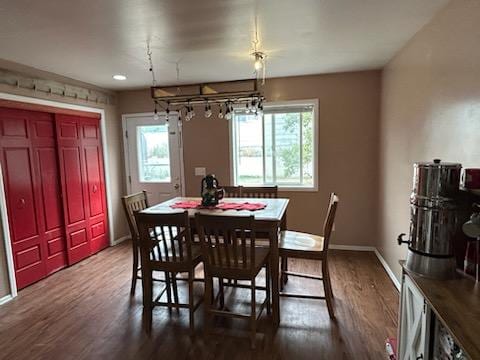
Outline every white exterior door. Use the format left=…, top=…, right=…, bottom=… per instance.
left=398, top=275, right=430, bottom=360
left=123, top=113, right=183, bottom=205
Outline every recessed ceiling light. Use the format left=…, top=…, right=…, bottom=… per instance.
left=113, top=74, right=127, bottom=81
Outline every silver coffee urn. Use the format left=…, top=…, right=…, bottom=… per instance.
left=398, top=159, right=462, bottom=279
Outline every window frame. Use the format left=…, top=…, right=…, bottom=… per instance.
left=229, top=99, right=319, bottom=192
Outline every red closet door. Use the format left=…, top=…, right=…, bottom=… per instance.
left=56, top=114, right=108, bottom=264
left=0, top=108, right=67, bottom=288
left=81, top=119, right=109, bottom=253
left=30, top=116, right=67, bottom=274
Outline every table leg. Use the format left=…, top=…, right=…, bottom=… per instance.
left=270, top=226, right=280, bottom=327
left=280, top=212, right=287, bottom=231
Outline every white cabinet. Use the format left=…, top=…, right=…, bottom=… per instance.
left=398, top=275, right=431, bottom=360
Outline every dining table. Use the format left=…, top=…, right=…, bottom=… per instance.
left=141, top=196, right=289, bottom=328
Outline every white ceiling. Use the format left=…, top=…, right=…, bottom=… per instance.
left=0, top=0, right=448, bottom=90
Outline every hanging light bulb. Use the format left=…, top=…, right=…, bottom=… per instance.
left=165, top=107, right=170, bottom=125
left=178, top=111, right=183, bottom=129
left=225, top=105, right=232, bottom=120
left=218, top=104, right=224, bottom=119
left=204, top=103, right=212, bottom=118
left=254, top=53, right=263, bottom=71
left=153, top=103, right=159, bottom=121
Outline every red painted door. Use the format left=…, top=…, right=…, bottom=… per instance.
left=56, top=115, right=108, bottom=264
left=30, top=116, right=68, bottom=275
left=0, top=108, right=67, bottom=288
left=81, top=119, right=109, bottom=253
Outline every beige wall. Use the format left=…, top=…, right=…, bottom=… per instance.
left=119, top=70, right=381, bottom=246
left=0, top=60, right=128, bottom=297
left=378, top=0, right=480, bottom=280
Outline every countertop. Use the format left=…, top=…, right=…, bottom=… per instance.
left=401, top=261, right=480, bottom=359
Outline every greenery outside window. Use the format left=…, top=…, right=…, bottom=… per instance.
left=231, top=100, right=318, bottom=190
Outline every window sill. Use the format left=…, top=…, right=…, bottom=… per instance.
left=237, top=185, right=318, bottom=192
left=278, top=186, right=318, bottom=192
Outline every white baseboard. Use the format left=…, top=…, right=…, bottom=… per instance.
left=374, top=249, right=401, bottom=291
left=111, top=235, right=130, bottom=246
left=0, top=294, right=13, bottom=306
left=329, top=244, right=376, bottom=251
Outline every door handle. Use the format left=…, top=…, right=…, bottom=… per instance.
left=174, top=184, right=180, bottom=190
left=18, top=198, right=26, bottom=209
left=92, top=185, right=98, bottom=193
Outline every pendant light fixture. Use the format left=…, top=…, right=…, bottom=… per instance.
left=251, top=16, right=267, bottom=85
left=146, top=39, right=264, bottom=123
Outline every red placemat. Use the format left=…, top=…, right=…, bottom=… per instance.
left=171, top=200, right=201, bottom=209
left=171, top=200, right=266, bottom=211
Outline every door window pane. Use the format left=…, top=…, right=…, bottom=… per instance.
left=137, top=125, right=171, bottom=182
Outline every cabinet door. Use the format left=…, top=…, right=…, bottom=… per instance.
left=398, top=275, right=430, bottom=360
left=56, top=115, right=91, bottom=264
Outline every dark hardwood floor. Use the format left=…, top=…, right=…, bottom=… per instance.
left=0, top=241, right=398, bottom=360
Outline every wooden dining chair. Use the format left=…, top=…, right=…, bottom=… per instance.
left=222, top=185, right=243, bottom=198
left=195, top=213, right=271, bottom=349
left=241, top=186, right=278, bottom=198
left=122, top=191, right=151, bottom=295
left=279, top=193, right=339, bottom=319
left=239, top=186, right=278, bottom=244
left=135, top=211, right=203, bottom=334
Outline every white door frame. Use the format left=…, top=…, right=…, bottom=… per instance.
left=122, top=112, right=186, bottom=197
left=0, top=91, right=115, bottom=303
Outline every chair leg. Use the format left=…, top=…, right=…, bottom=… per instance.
left=130, top=242, right=139, bottom=296
left=322, top=259, right=335, bottom=319
left=266, top=262, right=271, bottom=315
left=218, top=277, right=225, bottom=309
left=172, top=272, right=180, bottom=313
left=280, top=256, right=288, bottom=291
left=250, top=278, right=257, bottom=350
left=188, top=271, right=195, bottom=336
left=143, top=270, right=153, bottom=333
left=165, top=272, right=173, bottom=314
left=204, top=275, right=213, bottom=337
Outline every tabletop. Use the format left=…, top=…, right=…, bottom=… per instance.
left=142, top=197, right=289, bottom=223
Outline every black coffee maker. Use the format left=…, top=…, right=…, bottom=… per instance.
left=201, top=174, right=224, bottom=206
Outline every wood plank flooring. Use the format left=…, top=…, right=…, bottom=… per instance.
left=0, top=242, right=398, bottom=360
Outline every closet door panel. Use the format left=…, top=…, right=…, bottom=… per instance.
left=56, top=116, right=91, bottom=264
left=4, top=148, right=38, bottom=240
left=81, top=119, right=108, bottom=253
left=30, top=113, right=68, bottom=274
left=84, top=146, right=103, bottom=217
left=63, top=147, right=86, bottom=224
left=2, top=146, right=46, bottom=287
left=35, top=147, right=67, bottom=273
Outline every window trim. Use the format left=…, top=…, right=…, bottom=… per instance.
left=229, top=99, right=319, bottom=192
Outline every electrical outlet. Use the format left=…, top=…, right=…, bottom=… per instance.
left=195, top=167, right=206, bottom=176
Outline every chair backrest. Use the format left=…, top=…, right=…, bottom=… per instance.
left=241, top=186, right=278, bottom=198
left=195, top=213, right=256, bottom=274
left=122, top=191, right=149, bottom=242
left=322, top=193, right=339, bottom=251
left=223, top=185, right=243, bottom=198
left=134, top=211, right=193, bottom=269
